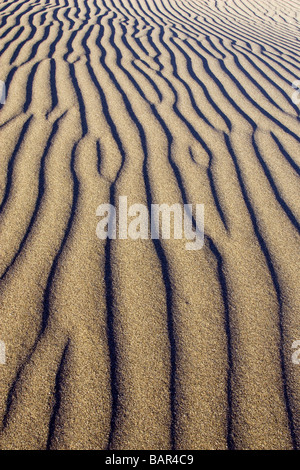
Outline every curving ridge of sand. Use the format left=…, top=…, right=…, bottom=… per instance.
left=0, top=0, right=299, bottom=450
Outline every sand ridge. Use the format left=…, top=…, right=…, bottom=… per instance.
left=0, top=0, right=299, bottom=450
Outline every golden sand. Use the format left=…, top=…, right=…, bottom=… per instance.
left=0, top=0, right=299, bottom=450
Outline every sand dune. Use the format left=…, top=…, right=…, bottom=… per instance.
left=0, top=0, right=299, bottom=450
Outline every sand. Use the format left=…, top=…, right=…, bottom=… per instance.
left=0, top=0, right=299, bottom=450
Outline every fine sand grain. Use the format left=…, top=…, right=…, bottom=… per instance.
left=0, top=0, right=299, bottom=450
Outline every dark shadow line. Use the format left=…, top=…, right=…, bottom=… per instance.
left=271, top=132, right=300, bottom=176
left=46, top=339, right=70, bottom=449
left=208, top=236, right=234, bottom=450
left=0, top=115, right=33, bottom=216
left=252, top=133, right=300, bottom=233
left=24, top=62, right=39, bottom=113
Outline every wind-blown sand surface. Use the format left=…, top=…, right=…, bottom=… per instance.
left=0, top=0, right=299, bottom=450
